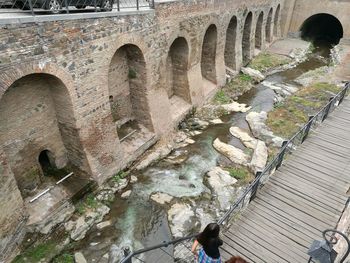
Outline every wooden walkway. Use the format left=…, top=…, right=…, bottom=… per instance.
left=221, top=98, right=350, bottom=263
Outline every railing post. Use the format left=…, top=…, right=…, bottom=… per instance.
left=64, top=0, right=69, bottom=13
left=123, top=247, right=132, bottom=263
left=250, top=172, right=262, bottom=202
left=322, top=97, right=334, bottom=122
left=276, top=141, right=288, bottom=170
left=339, top=83, right=349, bottom=105
left=28, top=0, right=34, bottom=16
left=136, top=0, right=139, bottom=10
left=116, top=0, right=119, bottom=11
left=302, top=116, right=314, bottom=143
left=94, top=0, right=97, bottom=11
left=151, top=0, right=154, bottom=8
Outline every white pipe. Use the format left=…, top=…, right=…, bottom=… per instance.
left=120, top=130, right=137, bottom=142
left=29, top=186, right=53, bottom=203
left=56, top=172, right=73, bottom=185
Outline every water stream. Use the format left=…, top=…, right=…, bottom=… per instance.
left=71, top=44, right=331, bottom=262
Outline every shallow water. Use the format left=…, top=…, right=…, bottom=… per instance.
left=71, top=44, right=331, bottom=262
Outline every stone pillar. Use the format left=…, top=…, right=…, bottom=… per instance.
left=0, top=150, right=27, bottom=262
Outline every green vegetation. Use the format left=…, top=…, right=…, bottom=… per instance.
left=112, top=170, right=128, bottom=183
left=12, top=242, right=56, bottom=263
left=266, top=82, right=341, bottom=138
left=75, top=193, right=98, bottom=215
left=226, top=166, right=252, bottom=184
left=128, top=69, right=137, bottom=79
left=213, top=73, right=255, bottom=105
left=52, top=253, right=74, bottom=263
left=248, top=52, right=290, bottom=72
left=214, top=90, right=231, bottom=104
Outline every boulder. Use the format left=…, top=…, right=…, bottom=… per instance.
left=241, top=67, right=265, bottom=82
left=245, top=111, right=284, bottom=147
left=209, top=118, right=224, bottom=125
left=130, top=175, right=138, bottom=183
left=206, top=167, right=237, bottom=210
left=168, top=203, right=195, bottom=238
left=185, top=138, right=195, bottom=144
left=121, top=190, right=132, bottom=199
left=96, top=220, right=112, bottom=230
left=229, top=127, right=258, bottom=149
left=74, top=252, right=87, bottom=263
left=150, top=192, right=174, bottom=205
left=221, top=101, right=252, bottom=113
left=250, top=140, right=268, bottom=173
left=213, top=138, right=250, bottom=166
left=136, top=145, right=173, bottom=170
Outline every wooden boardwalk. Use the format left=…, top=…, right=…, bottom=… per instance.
left=221, top=98, right=350, bottom=263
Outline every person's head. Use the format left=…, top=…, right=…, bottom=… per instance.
left=197, top=223, right=220, bottom=245
left=225, top=256, right=248, bottom=263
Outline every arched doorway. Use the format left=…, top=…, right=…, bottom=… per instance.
left=0, top=73, right=83, bottom=197
left=108, top=44, right=154, bottom=145
left=242, top=12, right=253, bottom=65
left=201, top=24, right=217, bottom=84
left=300, top=13, right=343, bottom=45
left=266, top=8, right=273, bottom=43
left=255, top=12, right=264, bottom=51
left=273, top=5, right=281, bottom=37
left=225, top=16, right=238, bottom=70
left=38, top=150, right=55, bottom=176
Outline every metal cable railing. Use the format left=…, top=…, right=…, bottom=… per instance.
left=0, top=0, right=154, bottom=16
left=120, top=82, right=350, bottom=263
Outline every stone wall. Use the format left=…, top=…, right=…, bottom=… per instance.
left=286, top=0, right=350, bottom=39
left=0, top=0, right=283, bottom=260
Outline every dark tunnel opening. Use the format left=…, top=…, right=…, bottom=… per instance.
left=300, top=13, right=343, bottom=46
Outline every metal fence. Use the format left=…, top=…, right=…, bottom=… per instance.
left=120, top=82, right=350, bottom=263
left=0, top=0, right=154, bottom=15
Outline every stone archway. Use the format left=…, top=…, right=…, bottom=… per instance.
left=108, top=44, right=154, bottom=147
left=225, top=16, right=238, bottom=70
left=166, top=37, right=191, bottom=103
left=201, top=24, right=217, bottom=84
left=266, top=8, right=273, bottom=43
left=38, top=150, right=56, bottom=176
left=0, top=73, right=82, bottom=197
left=166, top=37, right=192, bottom=120
left=273, top=4, right=281, bottom=37
left=255, top=12, right=264, bottom=51
left=242, top=12, right=253, bottom=65
left=300, top=13, right=343, bottom=45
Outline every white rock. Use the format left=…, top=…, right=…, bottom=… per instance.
left=150, top=192, right=174, bottom=205
left=74, top=252, right=87, bottom=263
left=130, top=175, right=138, bottom=183
left=168, top=203, right=195, bottom=238
left=250, top=140, right=268, bottom=173
left=245, top=111, right=284, bottom=147
left=229, top=127, right=258, bottom=149
left=221, top=101, right=252, bottom=113
left=213, top=138, right=250, bottom=166
left=174, top=131, right=188, bottom=143
left=136, top=145, right=172, bottom=170
left=206, top=167, right=238, bottom=210
left=121, top=190, right=132, bottom=199
left=241, top=67, right=265, bottom=82
left=96, top=220, right=112, bottom=230
left=185, top=138, right=195, bottom=144
left=209, top=118, right=224, bottom=124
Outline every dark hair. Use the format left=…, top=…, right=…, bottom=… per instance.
left=225, top=256, right=248, bottom=263
left=197, top=223, right=220, bottom=246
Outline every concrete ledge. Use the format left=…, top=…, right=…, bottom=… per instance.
left=0, top=8, right=154, bottom=25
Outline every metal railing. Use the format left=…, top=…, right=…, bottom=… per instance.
left=120, top=82, right=350, bottom=263
left=0, top=0, right=154, bottom=16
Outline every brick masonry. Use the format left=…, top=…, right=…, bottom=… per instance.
left=0, top=0, right=284, bottom=261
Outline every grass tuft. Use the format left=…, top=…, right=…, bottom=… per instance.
left=248, top=52, right=290, bottom=72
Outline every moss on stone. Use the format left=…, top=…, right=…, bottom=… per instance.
left=12, top=241, right=57, bottom=263
left=52, top=253, right=74, bottom=263
left=248, top=52, right=290, bottom=72
left=266, top=82, right=341, bottom=138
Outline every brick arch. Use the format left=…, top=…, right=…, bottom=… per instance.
left=200, top=23, right=218, bottom=84
left=266, top=7, right=274, bottom=43
left=0, top=70, right=91, bottom=196
left=0, top=63, right=76, bottom=107
left=167, top=32, right=193, bottom=68
left=255, top=11, right=264, bottom=50
left=242, top=11, right=253, bottom=65
left=224, top=14, right=238, bottom=70
left=273, top=4, right=281, bottom=37
left=108, top=43, right=154, bottom=132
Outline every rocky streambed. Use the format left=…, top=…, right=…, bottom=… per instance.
left=15, top=40, right=343, bottom=263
